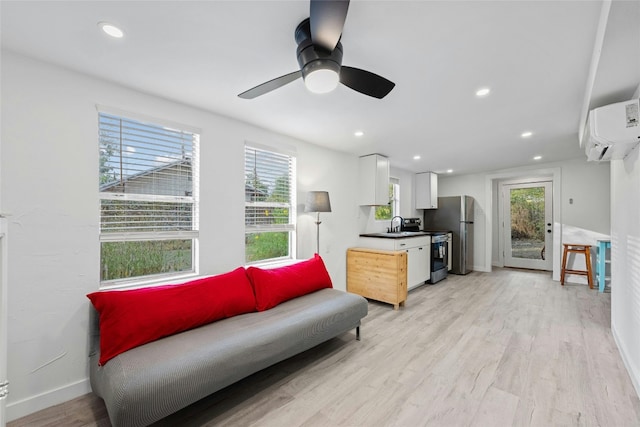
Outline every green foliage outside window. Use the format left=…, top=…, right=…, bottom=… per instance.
left=101, top=240, right=192, bottom=281
left=245, top=232, right=289, bottom=263
left=99, top=133, right=116, bottom=185
left=375, top=204, right=392, bottom=220
left=510, top=187, right=545, bottom=240
left=245, top=178, right=290, bottom=262
left=375, top=183, right=395, bottom=220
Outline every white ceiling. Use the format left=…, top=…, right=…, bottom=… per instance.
left=2, top=1, right=638, bottom=175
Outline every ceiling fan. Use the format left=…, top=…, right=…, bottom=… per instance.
left=238, top=0, right=395, bottom=100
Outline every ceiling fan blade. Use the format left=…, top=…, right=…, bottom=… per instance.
left=310, top=0, right=350, bottom=51
left=238, top=71, right=302, bottom=99
left=340, top=66, right=395, bottom=99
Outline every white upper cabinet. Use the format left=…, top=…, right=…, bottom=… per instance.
left=358, top=154, right=390, bottom=205
left=415, top=172, right=438, bottom=209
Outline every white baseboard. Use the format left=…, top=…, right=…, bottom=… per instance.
left=6, top=377, right=91, bottom=422
left=612, top=321, right=640, bottom=400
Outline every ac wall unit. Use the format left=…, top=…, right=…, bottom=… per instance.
left=582, top=98, right=640, bottom=161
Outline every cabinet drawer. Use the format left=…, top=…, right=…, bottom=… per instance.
left=394, top=236, right=430, bottom=250
left=358, top=236, right=431, bottom=251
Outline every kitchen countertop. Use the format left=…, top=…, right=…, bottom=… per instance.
left=360, top=230, right=449, bottom=239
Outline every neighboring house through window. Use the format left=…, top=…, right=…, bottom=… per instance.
left=98, top=110, right=199, bottom=286
left=244, top=143, right=296, bottom=263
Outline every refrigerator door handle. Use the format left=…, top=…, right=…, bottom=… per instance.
left=460, top=224, right=466, bottom=269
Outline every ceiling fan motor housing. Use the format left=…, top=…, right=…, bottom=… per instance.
left=295, top=18, right=343, bottom=80
left=297, top=40, right=343, bottom=80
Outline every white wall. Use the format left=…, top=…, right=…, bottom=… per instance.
left=610, top=102, right=640, bottom=396
left=0, top=51, right=363, bottom=420
left=438, top=158, right=610, bottom=276
left=554, top=159, right=611, bottom=283
left=560, top=159, right=611, bottom=234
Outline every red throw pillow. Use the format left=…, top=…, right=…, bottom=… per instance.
left=246, top=254, right=333, bottom=311
left=87, top=267, right=256, bottom=365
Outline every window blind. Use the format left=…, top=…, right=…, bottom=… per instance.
left=244, top=145, right=294, bottom=232
left=99, top=113, right=199, bottom=237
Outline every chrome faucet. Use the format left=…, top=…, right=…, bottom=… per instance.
left=390, top=216, right=404, bottom=233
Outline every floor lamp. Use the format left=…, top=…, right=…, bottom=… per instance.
left=305, top=191, right=332, bottom=254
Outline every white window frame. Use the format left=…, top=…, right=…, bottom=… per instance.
left=244, top=142, right=297, bottom=264
left=98, top=108, right=200, bottom=288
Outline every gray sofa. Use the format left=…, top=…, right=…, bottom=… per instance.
left=90, top=288, right=368, bottom=427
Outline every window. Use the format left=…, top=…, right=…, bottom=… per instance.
left=375, top=178, right=400, bottom=220
left=244, top=144, right=296, bottom=263
left=98, top=111, right=199, bottom=285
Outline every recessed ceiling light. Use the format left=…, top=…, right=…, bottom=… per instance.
left=413, top=155, right=421, bottom=160
left=521, top=131, right=533, bottom=138
left=354, top=130, right=364, bottom=137
left=476, top=88, right=490, bottom=97
left=534, top=155, right=542, bottom=160
left=98, top=22, right=124, bottom=38
left=446, top=169, right=453, bottom=173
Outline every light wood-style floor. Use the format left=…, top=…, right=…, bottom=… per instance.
left=9, top=268, right=640, bottom=426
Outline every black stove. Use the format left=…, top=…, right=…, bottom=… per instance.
left=402, top=218, right=448, bottom=236
left=401, top=217, right=422, bottom=232
left=402, top=218, right=449, bottom=284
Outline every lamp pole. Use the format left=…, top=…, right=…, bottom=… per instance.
left=315, top=212, right=322, bottom=254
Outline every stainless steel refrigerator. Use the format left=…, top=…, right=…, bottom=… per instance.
left=423, top=195, right=474, bottom=274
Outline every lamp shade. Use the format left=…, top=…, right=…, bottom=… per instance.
left=305, top=191, right=332, bottom=213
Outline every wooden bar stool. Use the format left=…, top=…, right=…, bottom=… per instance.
left=561, top=244, right=594, bottom=289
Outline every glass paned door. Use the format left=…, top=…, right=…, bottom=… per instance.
left=503, top=181, right=553, bottom=271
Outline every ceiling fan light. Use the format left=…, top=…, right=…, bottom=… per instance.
left=304, top=68, right=339, bottom=94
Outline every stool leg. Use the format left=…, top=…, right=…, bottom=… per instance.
left=561, top=246, right=568, bottom=286
left=585, top=247, right=594, bottom=289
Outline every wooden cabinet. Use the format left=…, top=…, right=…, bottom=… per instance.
left=347, top=248, right=407, bottom=310
left=358, top=154, right=389, bottom=205
left=415, top=172, right=438, bottom=209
